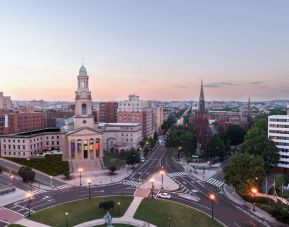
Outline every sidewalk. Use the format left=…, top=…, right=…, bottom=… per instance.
left=75, top=197, right=157, bottom=227
left=223, top=184, right=285, bottom=226
left=63, top=166, right=133, bottom=186
left=15, top=218, right=51, bottom=227
left=139, top=172, right=179, bottom=191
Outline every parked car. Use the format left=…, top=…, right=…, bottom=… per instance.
left=157, top=192, right=171, bottom=199
left=141, top=158, right=146, bottom=163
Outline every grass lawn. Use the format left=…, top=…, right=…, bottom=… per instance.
left=103, top=152, right=126, bottom=169
left=30, top=196, right=133, bottom=227
left=6, top=154, right=69, bottom=176
left=134, top=198, right=224, bottom=227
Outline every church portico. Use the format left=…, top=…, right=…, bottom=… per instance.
left=67, top=127, right=103, bottom=172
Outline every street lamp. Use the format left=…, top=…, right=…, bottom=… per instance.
left=50, top=176, right=53, bottom=188
left=26, top=191, right=32, bottom=217
left=160, top=168, right=165, bottom=190
left=78, top=168, right=83, bottom=186
left=251, top=187, right=258, bottom=212
left=168, top=216, right=171, bottom=227
left=10, top=174, right=14, bottom=188
left=65, top=212, right=69, bottom=227
left=209, top=193, right=215, bottom=219
left=87, top=178, right=91, bottom=199
left=117, top=201, right=121, bottom=215
left=150, top=178, right=155, bottom=199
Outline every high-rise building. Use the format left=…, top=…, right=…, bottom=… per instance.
left=117, top=94, right=155, bottom=138
left=268, top=114, right=289, bottom=174
left=191, top=80, right=209, bottom=151
left=0, top=92, right=13, bottom=110
left=97, top=102, right=118, bottom=123
left=154, top=107, right=164, bottom=133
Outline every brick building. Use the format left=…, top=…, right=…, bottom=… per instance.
left=97, top=102, right=118, bottom=123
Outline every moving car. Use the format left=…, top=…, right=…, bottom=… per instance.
left=141, top=158, right=146, bottom=163
left=157, top=192, right=171, bottom=199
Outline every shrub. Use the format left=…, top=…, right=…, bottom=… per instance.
left=109, top=166, right=116, bottom=175
left=99, top=200, right=114, bottom=211
left=18, top=166, right=35, bottom=183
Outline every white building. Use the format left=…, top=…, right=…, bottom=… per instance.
left=268, top=115, right=289, bottom=169
left=97, top=123, right=142, bottom=152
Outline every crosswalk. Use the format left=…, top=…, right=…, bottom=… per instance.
left=31, top=188, right=47, bottom=195
left=206, top=178, right=224, bottom=188
left=121, top=180, right=139, bottom=187
left=56, top=184, right=73, bottom=190
left=167, top=172, right=189, bottom=178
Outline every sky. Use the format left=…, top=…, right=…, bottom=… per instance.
left=1, top=0, right=289, bottom=102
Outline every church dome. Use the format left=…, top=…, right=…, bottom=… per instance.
left=79, top=65, right=87, bottom=75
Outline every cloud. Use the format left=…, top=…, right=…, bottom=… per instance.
left=204, top=82, right=239, bottom=88
left=249, top=81, right=263, bottom=85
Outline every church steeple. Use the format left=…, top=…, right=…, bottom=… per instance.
left=248, top=96, right=251, bottom=115
left=198, top=80, right=205, bottom=113
left=74, top=65, right=94, bottom=128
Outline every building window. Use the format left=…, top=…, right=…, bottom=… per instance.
left=82, top=103, right=87, bottom=115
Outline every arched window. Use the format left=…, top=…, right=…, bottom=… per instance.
left=82, top=103, right=87, bottom=115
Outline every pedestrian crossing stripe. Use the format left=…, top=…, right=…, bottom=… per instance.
left=56, top=184, right=73, bottom=190
left=167, top=172, right=189, bottom=178
left=122, top=180, right=139, bottom=186
left=31, top=188, right=46, bottom=194
left=206, top=178, right=224, bottom=187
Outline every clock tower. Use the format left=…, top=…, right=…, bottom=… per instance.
left=74, top=65, right=94, bottom=128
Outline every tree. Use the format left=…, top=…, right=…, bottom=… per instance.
left=99, top=200, right=114, bottom=211
left=241, top=134, right=279, bottom=172
left=225, top=125, right=245, bottom=150
left=224, top=153, right=265, bottom=193
left=165, top=126, right=196, bottom=156
left=204, top=135, right=226, bottom=161
left=126, top=149, right=140, bottom=166
left=109, top=166, right=116, bottom=175
left=18, top=166, right=35, bottom=183
left=161, top=115, right=177, bottom=132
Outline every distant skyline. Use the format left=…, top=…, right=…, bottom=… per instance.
left=1, top=0, right=289, bottom=101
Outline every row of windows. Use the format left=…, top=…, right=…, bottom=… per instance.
left=2, top=136, right=60, bottom=143
left=269, top=118, right=289, bottom=122
left=276, top=142, right=289, bottom=146
left=2, top=141, right=60, bottom=150
left=119, top=103, right=140, bottom=106
left=269, top=130, right=289, bottom=134
left=279, top=161, right=289, bottom=165
left=269, top=124, right=289, bottom=128
left=280, top=155, right=289, bottom=159
left=270, top=136, right=289, bottom=140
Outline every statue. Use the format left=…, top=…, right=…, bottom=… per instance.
left=103, top=211, right=113, bottom=227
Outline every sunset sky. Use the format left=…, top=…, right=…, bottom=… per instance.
left=1, top=0, right=289, bottom=101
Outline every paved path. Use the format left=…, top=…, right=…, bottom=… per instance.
left=15, top=218, right=51, bottom=227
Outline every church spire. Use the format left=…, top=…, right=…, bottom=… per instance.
left=199, top=80, right=205, bottom=113
left=248, top=96, right=251, bottom=115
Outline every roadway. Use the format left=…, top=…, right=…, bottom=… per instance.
left=0, top=140, right=271, bottom=227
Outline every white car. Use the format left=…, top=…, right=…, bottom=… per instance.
left=141, top=158, right=146, bottom=163
left=157, top=192, right=171, bottom=199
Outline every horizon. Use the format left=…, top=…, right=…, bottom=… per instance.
left=1, top=1, right=289, bottom=101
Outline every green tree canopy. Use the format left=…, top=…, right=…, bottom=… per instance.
left=204, top=135, right=226, bottom=160
left=224, top=153, right=266, bottom=193
left=18, top=166, right=35, bottom=183
left=225, top=125, right=246, bottom=147
left=241, top=134, right=279, bottom=171
left=165, top=126, right=196, bottom=156
left=126, top=149, right=140, bottom=166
